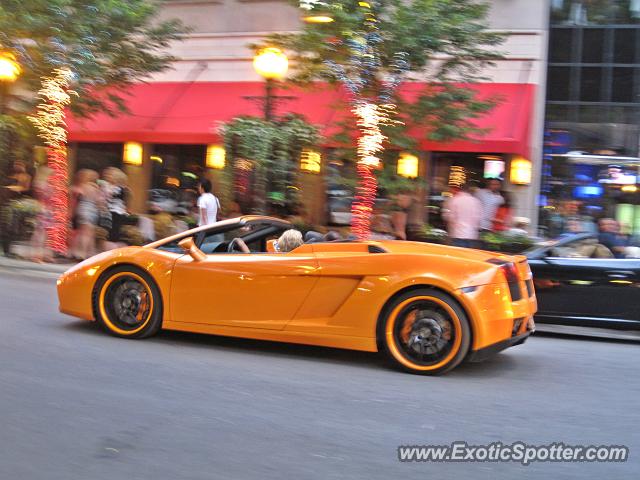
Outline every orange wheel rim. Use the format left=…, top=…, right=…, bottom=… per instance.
left=385, top=296, right=463, bottom=371
left=98, top=272, right=154, bottom=335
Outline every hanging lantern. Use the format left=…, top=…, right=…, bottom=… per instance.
left=510, top=157, right=532, bottom=185
left=123, top=142, right=143, bottom=166
left=300, top=149, right=322, bottom=173
left=206, top=145, right=226, bottom=169
left=397, top=152, right=419, bottom=178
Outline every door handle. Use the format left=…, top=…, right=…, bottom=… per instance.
left=606, top=270, right=634, bottom=279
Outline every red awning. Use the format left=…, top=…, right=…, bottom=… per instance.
left=67, top=82, right=534, bottom=158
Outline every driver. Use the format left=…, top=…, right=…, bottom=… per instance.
left=274, top=229, right=303, bottom=253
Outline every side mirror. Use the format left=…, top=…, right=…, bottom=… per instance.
left=178, top=237, right=206, bottom=262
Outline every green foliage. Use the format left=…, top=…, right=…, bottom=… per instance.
left=259, top=0, right=505, bottom=146
left=0, top=0, right=187, bottom=117
left=481, top=231, right=534, bottom=253
left=221, top=114, right=321, bottom=214
left=375, top=161, right=416, bottom=199
left=0, top=114, right=39, bottom=181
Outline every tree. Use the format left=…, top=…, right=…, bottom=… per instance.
left=259, top=0, right=505, bottom=237
left=264, top=0, right=504, bottom=145
left=221, top=114, right=321, bottom=215
left=0, top=0, right=186, bottom=117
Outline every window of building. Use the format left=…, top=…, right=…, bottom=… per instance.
left=580, top=67, right=604, bottom=101
left=75, top=143, right=123, bottom=173
left=149, top=144, right=206, bottom=215
left=582, top=28, right=606, bottom=63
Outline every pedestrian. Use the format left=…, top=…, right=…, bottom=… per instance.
left=70, top=169, right=101, bottom=260
left=197, top=179, right=220, bottom=226
left=442, top=183, right=482, bottom=248
left=6, top=161, right=32, bottom=194
left=102, top=167, right=130, bottom=245
left=475, top=178, right=504, bottom=233
left=29, top=166, right=54, bottom=263
left=492, top=191, right=513, bottom=232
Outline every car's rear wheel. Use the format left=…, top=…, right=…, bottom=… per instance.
left=378, top=288, right=471, bottom=375
left=94, top=266, right=162, bottom=339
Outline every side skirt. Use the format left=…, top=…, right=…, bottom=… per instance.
left=162, top=321, right=378, bottom=352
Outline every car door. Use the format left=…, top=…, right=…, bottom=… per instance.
left=169, top=222, right=319, bottom=330
left=530, top=254, right=640, bottom=327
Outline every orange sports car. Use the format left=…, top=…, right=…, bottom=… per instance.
left=57, top=215, right=537, bottom=375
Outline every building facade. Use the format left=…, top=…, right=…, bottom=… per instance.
left=67, top=0, right=551, bottom=229
left=542, top=0, right=640, bottom=237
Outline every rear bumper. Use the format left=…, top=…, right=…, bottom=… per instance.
left=466, top=330, right=532, bottom=363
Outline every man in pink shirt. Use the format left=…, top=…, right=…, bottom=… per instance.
left=442, top=183, right=482, bottom=248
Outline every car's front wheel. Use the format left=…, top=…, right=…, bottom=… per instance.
left=378, top=288, right=471, bottom=375
left=94, top=266, right=163, bottom=339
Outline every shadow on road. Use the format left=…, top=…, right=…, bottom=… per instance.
left=61, top=318, right=535, bottom=377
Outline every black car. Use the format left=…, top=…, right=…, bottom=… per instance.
left=527, top=233, right=640, bottom=339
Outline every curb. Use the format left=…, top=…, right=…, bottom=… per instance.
left=0, top=256, right=73, bottom=275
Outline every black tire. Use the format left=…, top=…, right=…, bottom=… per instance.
left=377, top=288, right=471, bottom=375
left=93, top=265, right=163, bottom=339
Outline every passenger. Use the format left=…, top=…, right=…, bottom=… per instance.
left=275, top=229, right=303, bottom=252
left=304, top=231, right=323, bottom=243
left=323, top=231, right=341, bottom=242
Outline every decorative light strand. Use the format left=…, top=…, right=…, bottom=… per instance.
left=322, top=0, right=409, bottom=239
left=29, top=68, right=77, bottom=255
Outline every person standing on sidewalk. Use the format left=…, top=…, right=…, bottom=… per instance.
left=475, top=178, right=504, bottom=233
left=197, top=179, right=220, bottom=227
left=442, top=183, right=482, bottom=248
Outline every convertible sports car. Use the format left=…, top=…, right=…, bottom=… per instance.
left=527, top=233, right=640, bottom=339
left=57, top=216, right=537, bottom=375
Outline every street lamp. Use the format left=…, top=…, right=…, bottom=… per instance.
left=0, top=52, right=21, bottom=114
left=253, top=48, right=288, bottom=121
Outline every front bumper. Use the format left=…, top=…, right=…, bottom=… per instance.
left=466, top=330, right=533, bottom=363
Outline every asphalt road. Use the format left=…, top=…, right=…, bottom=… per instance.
left=1, top=268, right=639, bottom=480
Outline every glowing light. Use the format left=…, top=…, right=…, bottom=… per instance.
left=350, top=103, right=401, bottom=239
left=86, top=267, right=99, bottom=277
left=166, top=177, right=180, bottom=187
left=397, top=152, right=419, bottom=178
left=0, top=52, right=20, bottom=82
left=206, top=145, right=226, bottom=169
left=621, top=185, right=638, bottom=193
left=253, top=48, right=289, bottom=80
left=300, top=149, right=322, bottom=173
left=236, top=159, right=253, bottom=171
left=449, top=165, right=467, bottom=188
left=123, top=142, right=143, bottom=166
left=510, top=157, right=532, bottom=185
left=150, top=155, right=163, bottom=163
left=302, top=15, right=334, bottom=23
left=28, top=68, right=77, bottom=255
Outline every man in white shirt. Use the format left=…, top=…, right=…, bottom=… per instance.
left=197, top=179, right=220, bottom=226
left=442, top=183, right=482, bottom=248
left=474, top=178, right=504, bottom=232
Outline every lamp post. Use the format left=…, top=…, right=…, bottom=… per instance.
left=252, top=47, right=289, bottom=121
left=0, top=52, right=21, bottom=114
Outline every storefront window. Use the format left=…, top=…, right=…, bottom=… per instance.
left=149, top=144, right=206, bottom=215
left=427, top=153, right=505, bottom=230
left=75, top=143, right=123, bottom=173
left=540, top=130, right=640, bottom=237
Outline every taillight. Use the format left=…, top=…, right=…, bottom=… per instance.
left=500, top=262, right=519, bottom=284
left=487, top=258, right=522, bottom=301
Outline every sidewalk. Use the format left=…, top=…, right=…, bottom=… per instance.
left=0, top=243, right=75, bottom=275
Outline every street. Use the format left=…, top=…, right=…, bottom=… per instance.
left=0, top=268, right=638, bottom=480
